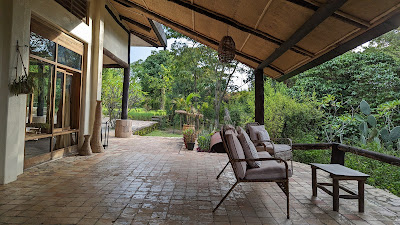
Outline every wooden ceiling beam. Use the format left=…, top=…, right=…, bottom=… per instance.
left=120, top=15, right=152, bottom=32
left=277, top=13, right=400, bottom=81
left=257, top=0, right=348, bottom=70
left=287, top=0, right=370, bottom=29
left=114, top=0, right=283, bottom=74
left=167, top=0, right=314, bottom=57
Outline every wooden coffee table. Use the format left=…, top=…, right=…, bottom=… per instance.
left=310, top=163, right=370, bottom=212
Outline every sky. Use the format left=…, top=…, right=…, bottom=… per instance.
left=129, top=39, right=251, bottom=91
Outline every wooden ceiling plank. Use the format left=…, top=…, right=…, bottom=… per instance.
left=148, top=18, right=167, bottom=47
left=118, top=0, right=283, bottom=74
left=240, top=0, right=273, bottom=51
left=277, top=13, right=400, bottom=81
left=120, top=15, right=152, bottom=32
left=257, top=0, right=348, bottom=70
left=287, top=0, right=370, bottom=28
left=166, top=0, right=313, bottom=57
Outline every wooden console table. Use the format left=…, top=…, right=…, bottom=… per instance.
left=310, top=163, right=370, bottom=212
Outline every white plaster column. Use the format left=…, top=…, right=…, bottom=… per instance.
left=0, top=0, right=31, bottom=184
left=88, top=0, right=105, bottom=134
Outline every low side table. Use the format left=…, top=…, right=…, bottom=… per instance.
left=310, top=163, right=370, bottom=212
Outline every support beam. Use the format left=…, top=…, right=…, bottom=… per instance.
left=257, top=0, right=347, bottom=70
left=121, top=35, right=131, bottom=120
left=103, top=48, right=129, bottom=68
left=167, top=0, right=313, bottom=57
left=105, top=5, right=129, bottom=33
left=277, top=13, right=400, bottom=81
left=113, top=0, right=283, bottom=74
left=120, top=15, right=152, bottom=32
left=287, top=0, right=370, bottom=29
left=254, top=69, right=264, bottom=125
left=130, top=30, right=160, bottom=47
left=148, top=19, right=167, bottom=47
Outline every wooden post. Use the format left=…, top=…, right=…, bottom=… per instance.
left=254, top=69, right=264, bottom=125
left=358, top=180, right=365, bottom=212
left=121, top=35, right=131, bottom=120
left=312, top=165, right=317, bottom=197
left=331, top=143, right=345, bottom=165
left=333, top=178, right=339, bottom=211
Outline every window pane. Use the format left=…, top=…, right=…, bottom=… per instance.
left=26, top=59, right=53, bottom=134
left=64, top=75, right=73, bottom=128
left=30, top=32, right=56, bottom=61
left=25, top=137, right=51, bottom=159
left=54, top=71, right=64, bottom=128
left=57, top=45, right=82, bottom=70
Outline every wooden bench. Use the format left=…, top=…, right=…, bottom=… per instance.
left=310, top=163, right=370, bottom=212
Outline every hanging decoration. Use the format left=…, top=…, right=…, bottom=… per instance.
left=218, top=36, right=236, bottom=63
left=9, top=41, right=33, bottom=96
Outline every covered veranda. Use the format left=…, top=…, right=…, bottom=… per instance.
left=0, top=136, right=399, bottom=224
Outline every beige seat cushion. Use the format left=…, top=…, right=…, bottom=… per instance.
left=237, top=133, right=260, bottom=168
left=244, top=160, right=292, bottom=180
left=258, top=151, right=272, bottom=158
left=225, top=131, right=246, bottom=179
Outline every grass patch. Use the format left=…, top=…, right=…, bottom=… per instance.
left=128, top=108, right=166, bottom=121
left=144, top=130, right=182, bottom=137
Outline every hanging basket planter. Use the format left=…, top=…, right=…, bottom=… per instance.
left=9, top=76, right=33, bottom=96
left=218, top=36, right=236, bottom=63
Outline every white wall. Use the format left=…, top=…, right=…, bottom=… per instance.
left=0, top=0, right=126, bottom=184
left=0, top=0, right=31, bottom=184
left=104, top=3, right=129, bottom=64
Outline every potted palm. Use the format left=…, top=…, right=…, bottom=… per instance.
left=183, top=128, right=196, bottom=150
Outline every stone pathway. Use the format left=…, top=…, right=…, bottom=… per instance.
left=0, top=136, right=399, bottom=224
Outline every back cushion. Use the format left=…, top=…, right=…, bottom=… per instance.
left=236, top=126, right=246, bottom=135
left=237, top=133, right=260, bottom=168
left=226, top=124, right=238, bottom=136
left=248, top=125, right=270, bottom=141
left=225, top=133, right=247, bottom=179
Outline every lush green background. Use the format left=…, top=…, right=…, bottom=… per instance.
left=101, top=28, right=400, bottom=196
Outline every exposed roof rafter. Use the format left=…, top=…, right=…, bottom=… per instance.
left=167, top=0, right=314, bottom=57
left=277, top=13, right=400, bottom=81
left=257, top=0, right=348, bottom=70
left=120, top=15, right=152, bottom=32
left=113, top=0, right=283, bottom=74
left=287, top=0, right=370, bottom=29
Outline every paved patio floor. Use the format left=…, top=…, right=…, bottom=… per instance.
left=0, top=136, right=399, bottom=225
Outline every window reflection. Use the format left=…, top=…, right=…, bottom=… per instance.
left=54, top=71, right=64, bottom=129
left=64, top=75, right=73, bottom=128
left=26, top=59, right=53, bottom=134
left=29, top=32, right=56, bottom=61
left=57, top=45, right=82, bottom=70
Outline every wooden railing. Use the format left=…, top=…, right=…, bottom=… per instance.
left=292, top=143, right=400, bottom=167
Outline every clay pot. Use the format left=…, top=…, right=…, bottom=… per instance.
left=79, top=135, right=92, bottom=156
left=90, top=100, right=103, bottom=153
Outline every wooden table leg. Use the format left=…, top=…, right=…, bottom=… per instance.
left=358, top=180, right=365, bottom=212
left=333, top=178, right=339, bottom=211
left=312, top=166, right=317, bottom=197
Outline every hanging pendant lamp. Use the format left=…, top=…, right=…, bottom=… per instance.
left=218, top=36, right=236, bottom=63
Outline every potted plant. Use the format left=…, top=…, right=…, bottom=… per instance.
left=183, top=128, right=196, bottom=150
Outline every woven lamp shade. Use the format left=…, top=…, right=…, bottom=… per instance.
left=218, top=36, right=236, bottom=63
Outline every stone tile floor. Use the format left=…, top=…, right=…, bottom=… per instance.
left=0, top=135, right=399, bottom=225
